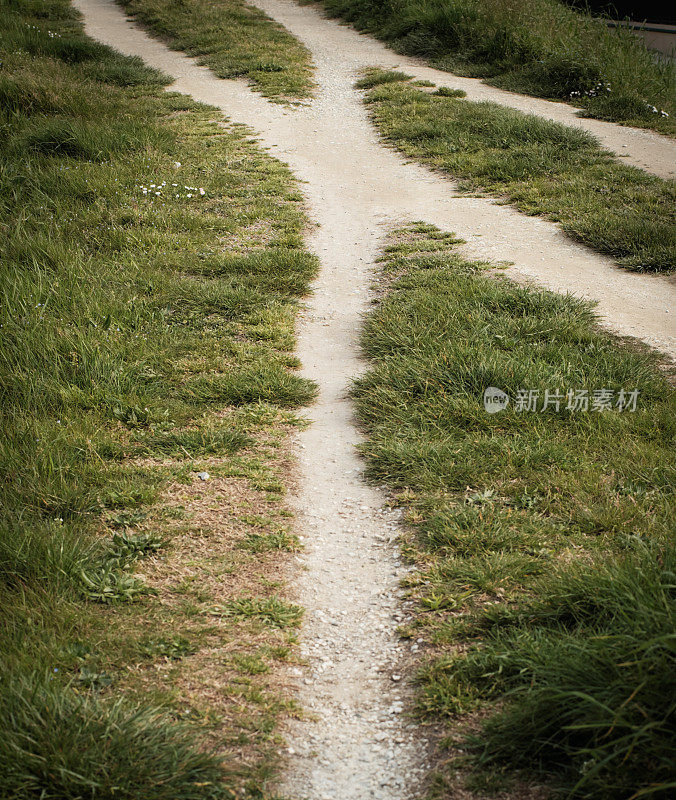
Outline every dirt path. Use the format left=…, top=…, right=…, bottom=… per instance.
left=75, top=1, right=675, bottom=797
left=258, top=0, right=676, bottom=181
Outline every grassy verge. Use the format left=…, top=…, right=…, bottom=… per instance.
left=353, top=223, right=675, bottom=798
left=359, top=71, right=675, bottom=272
left=310, top=0, right=675, bottom=134
left=0, top=0, right=317, bottom=796
left=118, top=0, right=314, bottom=101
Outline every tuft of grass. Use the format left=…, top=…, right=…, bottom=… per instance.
left=0, top=675, right=229, bottom=800
left=362, top=81, right=676, bottom=271
left=210, top=596, right=304, bottom=629
left=118, top=0, right=314, bottom=100
left=317, top=0, right=675, bottom=134
left=231, top=653, right=271, bottom=675
left=140, top=635, right=198, bottom=660
left=353, top=223, right=675, bottom=797
left=355, top=67, right=412, bottom=89
left=240, top=529, right=301, bottom=552
left=129, top=426, right=252, bottom=459
left=433, top=85, right=466, bottom=97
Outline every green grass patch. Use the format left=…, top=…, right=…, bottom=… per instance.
left=128, top=425, right=252, bottom=459
left=355, top=67, right=413, bottom=89
left=240, top=529, right=301, bottom=552
left=315, top=0, right=675, bottom=134
left=433, top=85, right=465, bottom=98
left=119, top=0, right=314, bottom=100
left=231, top=653, right=271, bottom=675
left=140, top=634, right=198, bottom=660
left=0, top=675, right=227, bottom=800
left=209, top=596, right=304, bottom=629
left=361, top=77, right=675, bottom=271
left=0, top=0, right=317, bottom=795
left=353, top=223, right=675, bottom=797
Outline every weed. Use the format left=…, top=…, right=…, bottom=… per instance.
left=76, top=667, right=114, bottom=689
left=111, top=530, right=164, bottom=557
left=78, top=563, right=149, bottom=604
left=231, top=653, right=270, bottom=675
left=434, top=86, right=466, bottom=98
left=210, top=596, right=304, bottom=629
left=140, top=635, right=198, bottom=660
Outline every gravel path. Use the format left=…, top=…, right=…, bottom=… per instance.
left=75, top=1, right=675, bottom=797
left=258, top=0, right=676, bottom=181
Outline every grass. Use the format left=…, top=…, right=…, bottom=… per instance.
left=353, top=223, right=675, bottom=798
left=359, top=72, right=675, bottom=271
left=311, top=0, right=675, bottom=134
left=209, top=596, right=304, bottom=629
left=0, top=0, right=317, bottom=796
left=0, top=677, right=228, bottom=800
left=355, top=67, right=413, bottom=89
left=118, top=0, right=314, bottom=101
